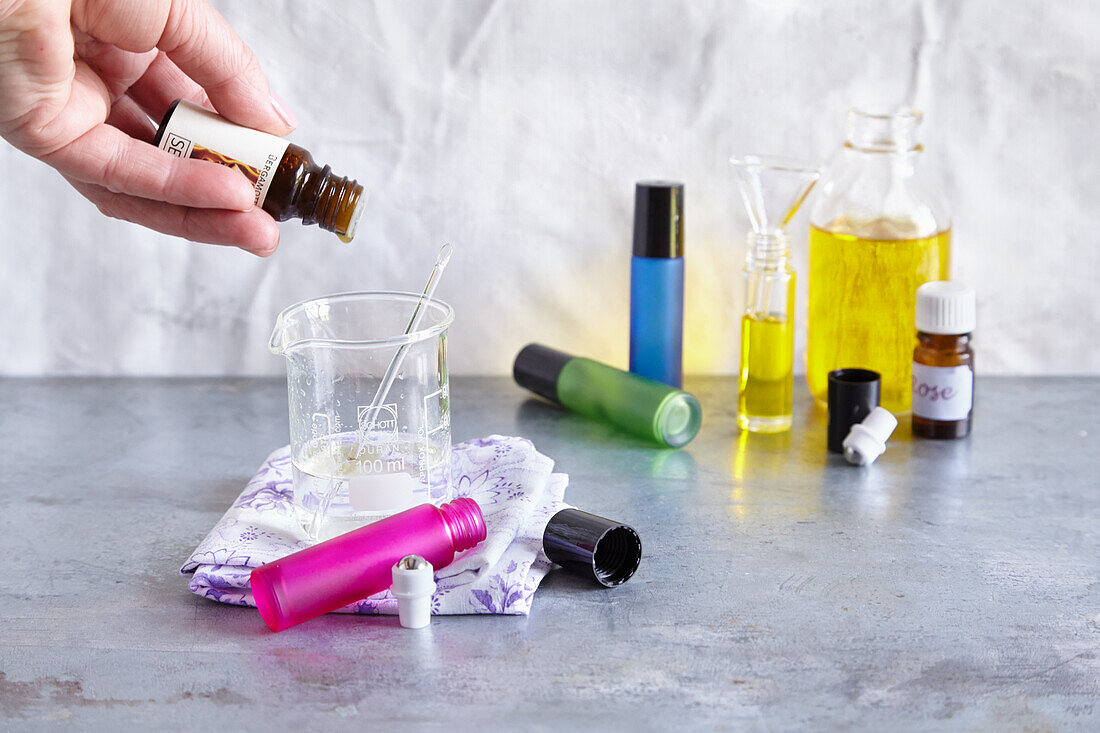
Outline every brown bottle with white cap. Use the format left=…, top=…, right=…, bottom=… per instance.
left=912, top=281, right=976, bottom=439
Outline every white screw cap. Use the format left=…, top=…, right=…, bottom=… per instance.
left=842, top=407, right=898, bottom=466
left=915, top=281, right=976, bottom=335
left=391, top=555, right=436, bottom=629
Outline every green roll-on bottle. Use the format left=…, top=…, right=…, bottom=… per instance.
left=513, top=344, right=702, bottom=448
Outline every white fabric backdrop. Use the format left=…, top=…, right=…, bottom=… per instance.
left=1, top=0, right=1097, bottom=376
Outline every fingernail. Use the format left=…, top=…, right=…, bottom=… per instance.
left=253, top=221, right=280, bottom=255
left=231, top=178, right=255, bottom=211
left=270, top=91, right=298, bottom=130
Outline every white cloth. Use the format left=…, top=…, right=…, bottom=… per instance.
left=181, top=436, right=568, bottom=615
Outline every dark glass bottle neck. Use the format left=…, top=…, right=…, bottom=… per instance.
left=296, top=167, right=362, bottom=236
left=275, top=144, right=363, bottom=239
left=918, top=332, right=970, bottom=350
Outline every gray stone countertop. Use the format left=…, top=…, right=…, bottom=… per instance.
left=0, top=376, right=1097, bottom=731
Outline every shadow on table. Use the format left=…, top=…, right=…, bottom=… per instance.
left=514, top=398, right=662, bottom=450
left=537, top=568, right=627, bottom=593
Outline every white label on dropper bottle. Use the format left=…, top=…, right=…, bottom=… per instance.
left=912, top=363, right=973, bottom=421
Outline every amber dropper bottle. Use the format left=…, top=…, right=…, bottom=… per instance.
left=155, top=100, right=366, bottom=242
left=912, top=281, right=976, bottom=439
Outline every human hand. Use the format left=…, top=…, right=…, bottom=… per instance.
left=0, top=0, right=297, bottom=255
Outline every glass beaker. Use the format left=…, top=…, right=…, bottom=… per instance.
left=269, top=291, right=454, bottom=540
left=807, top=107, right=951, bottom=413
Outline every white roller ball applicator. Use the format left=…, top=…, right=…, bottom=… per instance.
left=842, top=407, right=898, bottom=466
left=391, top=555, right=436, bottom=629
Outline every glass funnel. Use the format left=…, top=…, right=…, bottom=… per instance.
left=730, top=155, right=820, bottom=433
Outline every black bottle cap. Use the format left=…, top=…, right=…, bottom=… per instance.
left=542, top=508, right=642, bottom=587
left=513, top=344, right=574, bottom=404
left=827, top=368, right=881, bottom=453
left=632, top=181, right=684, bottom=258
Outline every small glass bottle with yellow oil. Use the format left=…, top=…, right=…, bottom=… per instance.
left=739, top=234, right=795, bottom=433
left=731, top=156, right=820, bottom=433
left=807, top=108, right=951, bottom=413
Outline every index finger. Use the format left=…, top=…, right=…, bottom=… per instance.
left=71, top=0, right=296, bottom=134
left=158, top=0, right=295, bottom=134
left=45, top=122, right=256, bottom=211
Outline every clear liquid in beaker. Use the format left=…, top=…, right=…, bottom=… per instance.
left=292, top=432, right=449, bottom=539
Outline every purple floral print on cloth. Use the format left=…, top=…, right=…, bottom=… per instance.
left=181, top=435, right=568, bottom=615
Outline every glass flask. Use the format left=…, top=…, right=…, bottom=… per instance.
left=807, top=108, right=951, bottom=413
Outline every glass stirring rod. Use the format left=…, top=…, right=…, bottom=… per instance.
left=310, top=244, right=454, bottom=537
left=355, top=243, right=453, bottom=452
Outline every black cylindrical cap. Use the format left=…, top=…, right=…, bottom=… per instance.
left=513, top=344, right=574, bottom=404
left=633, top=181, right=684, bottom=258
left=543, top=508, right=642, bottom=587
left=827, top=368, right=881, bottom=453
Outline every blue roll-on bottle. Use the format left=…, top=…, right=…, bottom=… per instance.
left=629, top=181, right=685, bottom=388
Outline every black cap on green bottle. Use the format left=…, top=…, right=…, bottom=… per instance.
left=513, top=344, right=572, bottom=404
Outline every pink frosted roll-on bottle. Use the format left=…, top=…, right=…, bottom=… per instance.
left=250, top=498, right=486, bottom=632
